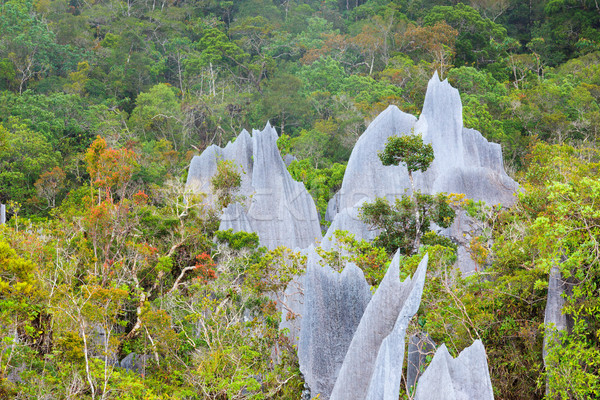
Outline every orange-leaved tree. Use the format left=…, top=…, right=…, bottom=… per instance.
left=85, top=136, right=138, bottom=203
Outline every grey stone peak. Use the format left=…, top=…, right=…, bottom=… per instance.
left=363, top=253, right=429, bottom=400
left=323, top=72, right=518, bottom=273
left=414, top=339, right=494, bottom=400
left=543, top=265, right=568, bottom=365
left=187, top=123, right=322, bottom=250
left=334, top=105, right=417, bottom=213
left=330, top=252, right=429, bottom=400
left=298, top=246, right=372, bottom=400
left=419, top=70, right=465, bottom=168
left=329, top=72, right=517, bottom=218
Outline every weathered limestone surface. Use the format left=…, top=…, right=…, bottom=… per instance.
left=220, top=202, right=253, bottom=233
left=363, top=253, right=429, bottom=400
left=120, top=353, right=152, bottom=375
left=543, top=265, right=568, bottom=364
left=279, top=273, right=305, bottom=347
left=414, top=340, right=494, bottom=400
left=321, top=198, right=379, bottom=251
left=325, top=72, right=518, bottom=273
left=298, top=247, right=372, bottom=400
left=436, top=209, right=480, bottom=274
left=186, top=123, right=322, bottom=250
left=407, top=333, right=437, bottom=391
left=329, top=253, right=429, bottom=400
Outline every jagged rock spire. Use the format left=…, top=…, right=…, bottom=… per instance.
left=186, top=124, right=322, bottom=249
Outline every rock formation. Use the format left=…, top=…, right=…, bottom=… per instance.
left=324, top=72, right=518, bottom=273
left=413, top=339, right=494, bottom=400
left=120, top=353, right=152, bottom=375
left=407, top=333, right=437, bottom=391
left=186, top=123, right=322, bottom=250
left=321, top=198, right=379, bottom=251
left=543, top=265, right=568, bottom=364
left=329, top=252, right=428, bottom=400
left=297, top=247, right=372, bottom=399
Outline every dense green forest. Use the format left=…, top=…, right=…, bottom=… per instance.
left=1, top=0, right=600, bottom=398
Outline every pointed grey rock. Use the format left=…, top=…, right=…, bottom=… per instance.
left=325, top=191, right=341, bottom=222
left=324, top=73, right=518, bottom=274
left=543, top=265, right=568, bottom=365
left=330, top=253, right=429, bottom=400
left=364, top=253, right=429, bottom=400
left=414, top=340, right=494, bottom=400
left=407, top=333, right=437, bottom=391
left=321, top=198, right=379, bottom=251
left=186, top=124, right=322, bottom=250
left=297, top=247, right=372, bottom=400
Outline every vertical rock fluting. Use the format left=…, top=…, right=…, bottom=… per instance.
left=329, top=253, right=429, bottom=400
left=297, top=247, right=372, bottom=399
left=324, top=72, right=518, bottom=273
left=413, top=340, right=494, bottom=400
left=186, top=123, right=322, bottom=250
left=407, top=333, right=437, bottom=391
left=543, top=264, right=570, bottom=396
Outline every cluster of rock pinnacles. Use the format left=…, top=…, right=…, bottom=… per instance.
left=186, top=73, right=559, bottom=398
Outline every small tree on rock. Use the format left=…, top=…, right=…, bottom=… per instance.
left=361, top=133, right=454, bottom=253
left=378, top=133, right=434, bottom=195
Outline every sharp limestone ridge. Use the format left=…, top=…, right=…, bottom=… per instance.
left=296, top=246, right=372, bottom=400
left=186, top=123, right=322, bottom=250
left=324, top=72, right=518, bottom=273
left=414, top=339, right=494, bottom=400
left=329, top=252, right=429, bottom=400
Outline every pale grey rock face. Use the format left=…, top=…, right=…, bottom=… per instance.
left=283, top=154, right=297, bottom=166
left=321, top=198, right=379, bottom=252
left=187, top=124, right=322, bottom=250
left=363, top=253, right=429, bottom=400
left=414, top=340, right=494, bottom=400
left=407, top=333, right=437, bottom=391
left=325, top=191, right=341, bottom=223
left=297, top=247, right=372, bottom=400
left=279, top=273, right=305, bottom=347
left=330, top=252, right=429, bottom=400
left=219, top=202, right=253, bottom=233
left=543, top=265, right=568, bottom=365
left=120, top=353, right=152, bottom=375
left=324, top=72, right=518, bottom=274
left=436, top=209, right=480, bottom=275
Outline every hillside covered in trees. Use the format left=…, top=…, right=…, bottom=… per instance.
left=1, top=0, right=600, bottom=399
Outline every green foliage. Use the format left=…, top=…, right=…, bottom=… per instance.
left=359, top=193, right=455, bottom=255
left=215, top=229, right=259, bottom=250
left=287, top=159, right=346, bottom=219
left=318, top=230, right=390, bottom=286
left=0, top=117, right=60, bottom=208
left=424, top=3, right=508, bottom=68
left=378, top=133, right=434, bottom=175
left=2, top=0, right=600, bottom=397
left=210, top=159, right=243, bottom=209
